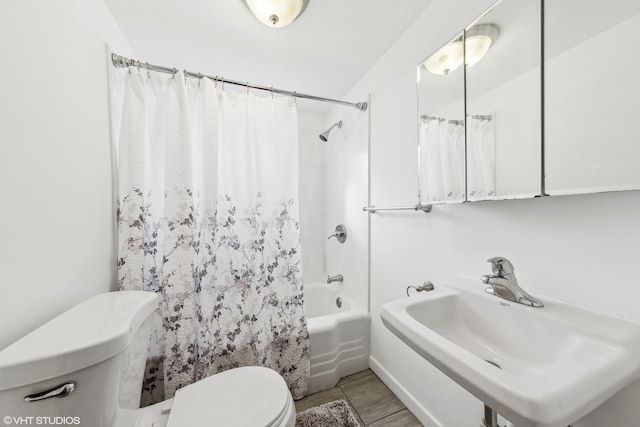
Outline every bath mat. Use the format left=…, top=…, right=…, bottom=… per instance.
left=295, top=399, right=360, bottom=427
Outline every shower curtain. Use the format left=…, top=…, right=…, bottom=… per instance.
left=467, top=116, right=496, bottom=199
left=111, top=67, right=309, bottom=405
left=420, top=118, right=465, bottom=203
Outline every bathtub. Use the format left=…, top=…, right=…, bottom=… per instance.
left=304, top=282, right=370, bottom=394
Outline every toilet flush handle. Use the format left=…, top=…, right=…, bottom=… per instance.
left=24, top=382, right=76, bottom=402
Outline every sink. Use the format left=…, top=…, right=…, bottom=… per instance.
left=380, top=275, right=640, bottom=427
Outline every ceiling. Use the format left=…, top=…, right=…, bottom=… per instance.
left=104, top=0, right=433, bottom=113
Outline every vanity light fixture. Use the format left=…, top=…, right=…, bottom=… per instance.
left=424, top=23, right=500, bottom=75
left=245, top=0, right=309, bottom=28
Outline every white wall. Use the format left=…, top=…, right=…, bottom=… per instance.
left=300, top=106, right=371, bottom=314
left=324, top=101, right=370, bottom=313
left=298, top=112, right=327, bottom=285
left=331, top=0, right=640, bottom=425
left=0, top=0, right=132, bottom=349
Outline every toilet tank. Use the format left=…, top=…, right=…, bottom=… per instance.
left=0, top=291, right=159, bottom=427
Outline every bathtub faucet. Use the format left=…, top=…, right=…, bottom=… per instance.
left=327, top=274, right=344, bottom=284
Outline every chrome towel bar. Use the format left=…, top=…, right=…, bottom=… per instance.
left=362, top=204, right=432, bottom=214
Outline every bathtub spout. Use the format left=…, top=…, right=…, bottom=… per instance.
left=327, top=274, right=344, bottom=284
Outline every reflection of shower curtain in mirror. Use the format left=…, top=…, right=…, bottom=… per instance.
left=467, top=116, right=496, bottom=199
left=421, top=119, right=465, bottom=203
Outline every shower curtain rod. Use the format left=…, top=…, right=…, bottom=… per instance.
left=111, top=53, right=368, bottom=112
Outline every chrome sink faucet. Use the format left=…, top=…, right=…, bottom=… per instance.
left=481, top=257, right=543, bottom=308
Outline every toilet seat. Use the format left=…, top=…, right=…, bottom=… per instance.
left=166, top=366, right=295, bottom=427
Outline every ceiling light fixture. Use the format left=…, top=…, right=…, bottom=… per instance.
left=245, top=0, right=309, bottom=28
left=424, top=24, right=500, bottom=75
left=464, top=23, right=500, bottom=68
left=424, top=41, right=464, bottom=76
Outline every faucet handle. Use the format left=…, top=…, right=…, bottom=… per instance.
left=486, top=257, right=514, bottom=276
left=327, top=224, right=347, bottom=243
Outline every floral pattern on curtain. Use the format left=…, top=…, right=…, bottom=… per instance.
left=112, top=68, right=309, bottom=406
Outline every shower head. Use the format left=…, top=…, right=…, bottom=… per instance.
left=319, top=121, right=343, bottom=142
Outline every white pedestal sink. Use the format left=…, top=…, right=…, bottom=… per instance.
left=380, top=275, right=640, bottom=427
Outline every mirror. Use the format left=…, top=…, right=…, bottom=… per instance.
left=417, top=0, right=542, bottom=204
left=544, top=0, right=640, bottom=195
left=418, top=32, right=466, bottom=205
left=465, top=0, right=541, bottom=201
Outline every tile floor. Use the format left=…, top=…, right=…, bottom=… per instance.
left=295, top=369, right=423, bottom=426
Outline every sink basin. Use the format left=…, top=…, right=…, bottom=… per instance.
left=380, top=275, right=640, bottom=427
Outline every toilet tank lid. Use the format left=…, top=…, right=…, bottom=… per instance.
left=0, top=291, right=159, bottom=391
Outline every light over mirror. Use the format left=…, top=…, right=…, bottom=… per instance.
left=544, top=0, right=640, bottom=195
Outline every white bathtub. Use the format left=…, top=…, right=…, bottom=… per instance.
left=304, top=282, right=370, bottom=394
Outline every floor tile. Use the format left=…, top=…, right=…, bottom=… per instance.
left=294, top=386, right=347, bottom=413
left=368, top=409, right=423, bottom=427
left=344, top=398, right=365, bottom=426
left=337, top=369, right=374, bottom=387
left=340, top=371, right=406, bottom=424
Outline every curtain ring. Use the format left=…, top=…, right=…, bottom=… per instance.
left=146, top=62, right=150, bottom=78
left=293, top=91, right=297, bottom=104
left=183, top=70, right=187, bottom=84
left=198, top=72, right=202, bottom=87
left=172, top=68, right=177, bottom=79
left=270, top=87, right=274, bottom=99
left=136, top=60, right=140, bottom=71
left=246, top=82, right=249, bottom=95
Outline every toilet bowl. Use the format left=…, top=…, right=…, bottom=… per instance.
left=0, top=292, right=295, bottom=427
left=137, top=366, right=296, bottom=427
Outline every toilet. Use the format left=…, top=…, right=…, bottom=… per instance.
left=0, top=292, right=296, bottom=427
